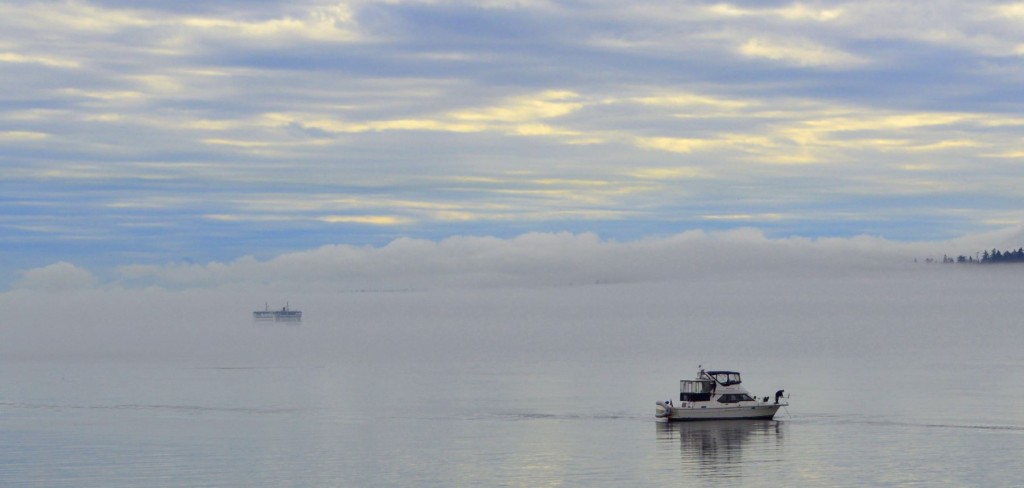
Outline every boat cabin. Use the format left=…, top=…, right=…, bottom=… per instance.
left=679, top=370, right=749, bottom=403
left=679, top=379, right=714, bottom=402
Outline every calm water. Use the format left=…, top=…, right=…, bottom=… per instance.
left=4, top=268, right=1024, bottom=486
left=3, top=355, right=1023, bottom=487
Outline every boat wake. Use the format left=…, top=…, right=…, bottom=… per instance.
left=0, top=401, right=302, bottom=415
left=797, top=414, right=1024, bottom=432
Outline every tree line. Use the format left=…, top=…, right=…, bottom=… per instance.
left=926, top=247, right=1024, bottom=264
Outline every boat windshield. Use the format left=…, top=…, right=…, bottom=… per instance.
left=709, top=372, right=741, bottom=386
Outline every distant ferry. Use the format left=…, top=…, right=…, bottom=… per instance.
left=253, top=302, right=302, bottom=323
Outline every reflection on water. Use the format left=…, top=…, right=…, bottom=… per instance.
left=5, top=357, right=1024, bottom=487
left=657, top=420, right=786, bottom=480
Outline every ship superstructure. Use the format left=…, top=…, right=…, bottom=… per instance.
left=253, top=302, right=302, bottom=323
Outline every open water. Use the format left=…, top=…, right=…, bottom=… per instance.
left=3, top=269, right=1024, bottom=486
left=2, top=355, right=1022, bottom=487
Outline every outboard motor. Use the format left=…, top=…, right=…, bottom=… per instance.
left=655, top=400, right=672, bottom=418
left=774, top=390, right=785, bottom=404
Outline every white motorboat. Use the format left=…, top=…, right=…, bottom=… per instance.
left=655, top=367, right=787, bottom=422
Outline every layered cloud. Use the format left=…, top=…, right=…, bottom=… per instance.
left=3, top=1, right=1024, bottom=284
left=7, top=228, right=997, bottom=292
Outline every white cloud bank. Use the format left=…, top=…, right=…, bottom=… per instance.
left=10, top=228, right=1019, bottom=293
left=14, top=261, right=98, bottom=292
left=109, top=229, right=909, bottom=291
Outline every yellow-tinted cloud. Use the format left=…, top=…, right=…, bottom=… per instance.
left=318, top=215, right=411, bottom=225
left=204, top=213, right=410, bottom=225
left=0, top=52, right=80, bottom=68
left=899, top=163, right=936, bottom=171
left=201, top=138, right=274, bottom=148
left=204, top=214, right=289, bottom=222
left=83, top=113, right=122, bottom=122
left=226, top=195, right=502, bottom=220
left=0, top=2, right=154, bottom=32
left=513, top=123, right=572, bottom=136
left=426, top=210, right=478, bottom=222
left=978, top=116, right=1024, bottom=127
left=802, top=113, right=968, bottom=132
left=770, top=110, right=980, bottom=159
left=259, top=112, right=483, bottom=134
left=191, top=119, right=238, bottom=131
left=995, top=3, right=1024, bottom=18
left=756, top=151, right=820, bottom=165
left=255, top=91, right=591, bottom=142
left=740, top=38, right=867, bottom=68
left=369, top=119, right=482, bottom=133
left=634, top=136, right=717, bottom=153
left=129, top=74, right=182, bottom=94
left=182, top=4, right=358, bottom=42
left=900, top=139, right=979, bottom=152
left=774, top=4, right=844, bottom=21
left=531, top=178, right=611, bottom=187
left=707, top=3, right=844, bottom=21
left=702, top=213, right=786, bottom=221
left=982, top=150, right=1024, bottom=158
left=633, top=93, right=752, bottom=110
left=634, top=133, right=776, bottom=155
left=451, top=90, right=583, bottom=122
left=0, top=131, right=48, bottom=141
left=629, top=167, right=710, bottom=180
left=58, top=88, right=145, bottom=101
left=511, top=123, right=602, bottom=143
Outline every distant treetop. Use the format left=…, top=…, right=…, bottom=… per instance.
left=926, top=247, right=1024, bottom=264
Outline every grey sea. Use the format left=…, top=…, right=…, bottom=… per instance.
left=3, top=267, right=1024, bottom=486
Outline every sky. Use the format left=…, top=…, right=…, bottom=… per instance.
left=4, top=0, right=1024, bottom=289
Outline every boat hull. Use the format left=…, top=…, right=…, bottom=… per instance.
left=656, top=403, right=782, bottom=422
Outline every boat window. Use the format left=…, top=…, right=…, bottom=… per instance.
left=679, top=380, right=713, bottom=402
left=681, top=392, right=711, bottom=402
left=680, top=380, right=713, bottom=394
left=716, top=394, right=754, bottom=403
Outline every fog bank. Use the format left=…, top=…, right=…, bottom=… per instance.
left=4, top=230, right=1022, bottom=366
left=20, top=227, right=1021, bottom=292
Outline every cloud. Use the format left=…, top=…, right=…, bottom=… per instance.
left=634, top=136, right=718, bottom=153
left=180, top=4, right=360, bottom=43
left=222, top=90, right=598, bottom=151
left=0, top=131, right=49, bottom=141
left=15, top=261, right=97, bottom=291
left=627, top=166, right=710, bottom=180
left=707, top=2, right=845, bottom=22
left=3, top=0, right=1024, bottom=285
left=450, top=90, right=583, bottom=122
left=100, top=230, right=938, bottom=291
left=738, top=37, right=868, bottom=68
left=0, top=51, right=80, bottom=68
left=0, top=1, right=155, bottom=33
left=631, top=93, right=753, bottom=111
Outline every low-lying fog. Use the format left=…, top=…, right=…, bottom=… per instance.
left=4, top=229, right=1023, bottom=367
